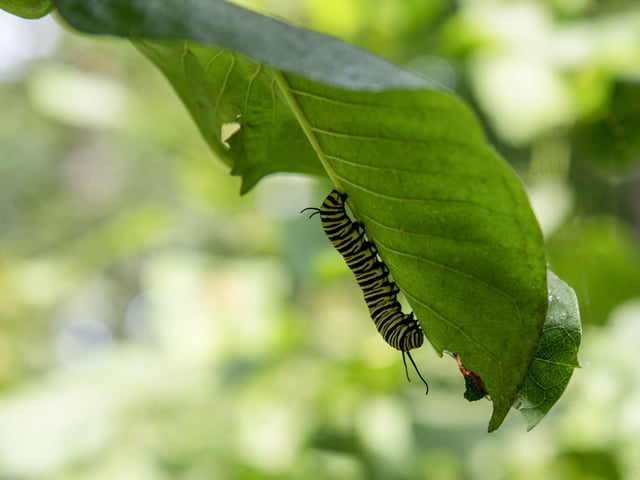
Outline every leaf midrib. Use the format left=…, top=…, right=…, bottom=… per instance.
left=274, top=72, right=339, bottom=186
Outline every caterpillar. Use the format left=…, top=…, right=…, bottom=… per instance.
left=303, top=189, right=428, bottom=393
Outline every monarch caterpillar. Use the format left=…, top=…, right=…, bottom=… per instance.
left=303, top=189, right=428, bottom=393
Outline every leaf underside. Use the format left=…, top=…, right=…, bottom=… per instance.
left=51, top=0, right=566, bottom=431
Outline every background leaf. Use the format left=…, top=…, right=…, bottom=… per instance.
left=574, top=79, right=640, bottom=171
left=0, top=0, right=52, bottom=18
left=52, top=0, right=550, bottom=430
left=514, top=270, right=582, bottom=430
left=548, top=217, right=640, bottom=325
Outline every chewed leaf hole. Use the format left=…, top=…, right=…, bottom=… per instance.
left=221, top=121, right=241, bottom=149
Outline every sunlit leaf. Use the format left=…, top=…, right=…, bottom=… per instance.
left=52, top=0, right=551, bottom=430
left=513, top=270, right=582, bottom=431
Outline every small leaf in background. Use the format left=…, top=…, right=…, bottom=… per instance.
left=513, top=270, right=582, bottom=431
left=0, top=0, right=52, bottom=18
left=574, top=79, right=640, bottom=171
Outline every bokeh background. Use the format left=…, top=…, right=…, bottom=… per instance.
left=1, top=1, right=640, bottom=479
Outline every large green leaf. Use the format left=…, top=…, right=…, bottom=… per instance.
left=52, top=0, right=552, bottom=430
left=285, top=79, right=548, bottom=432
left=0, top=0, right=52, bottom=18
left=514, top=271, right=582, bottom=430
left=52, top=0, right=433, bottom=91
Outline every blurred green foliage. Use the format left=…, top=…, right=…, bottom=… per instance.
left=0, top=0, right=52, bottom=18
left=1, top=0, right=639, bottom=479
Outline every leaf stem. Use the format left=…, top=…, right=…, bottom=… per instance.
left=273, top=71, right=340, bottom=188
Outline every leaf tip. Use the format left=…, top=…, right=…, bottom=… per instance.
left=486, top=391, right=514, bottom=432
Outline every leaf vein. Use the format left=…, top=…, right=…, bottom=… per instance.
left=290, top=88, right=453, bottom=113
left=402, top=289, right=501, bottom=365
left=203, top=49, right=227, bottom=75
left=533, top=357, right=578, bottom=368
left=336, top=174, right=514, bottom=219
left=326, top=153, right=487, bottom=181
left=311, top=126, right=464, bottom=146
left=358, top=211, right=520, bottom=252
left=243, top=63, right=262, bottom=118
left=375, top=237, right=520, bottom=309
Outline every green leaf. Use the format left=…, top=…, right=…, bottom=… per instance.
left=52, top=0, right=433, bottom=91
left=52, top=0, right=551, bottom=431
left=286, top=80, right=548, bottom=431
left=0, top=0, right=52, bottom=18
left=135, top=41, right=325, bottom=193
left=514, top=270, right=582, bottom=431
